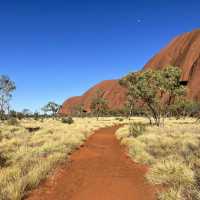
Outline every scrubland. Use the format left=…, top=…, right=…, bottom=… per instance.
left=0, top=117, right=125, bottom=200
left=116, top=117, right=200, bottom=200
left=2, top=116, right=199, bottom=200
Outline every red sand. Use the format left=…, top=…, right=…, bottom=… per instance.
left=26, top=126, right=156, bottom=200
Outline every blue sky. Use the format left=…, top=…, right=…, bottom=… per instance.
left=1, top=0, right=200, bottom=112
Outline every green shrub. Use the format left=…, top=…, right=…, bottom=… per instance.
left=115, top=117, right=124, bottom=122
left=129, top=122, right=146, bottom=137
left=33, top=112, right=39, bottom=121
left=17, top=112, right=24, bottom=120
left=62, top=117, right=74, bottom=124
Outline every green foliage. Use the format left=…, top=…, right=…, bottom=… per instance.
left=16, top=112, right=24, bottom=120
left=33, top=112, right=39, bottom=121
left=9, top=110, right=17, bottom=118
left=42, top=102, right=60, bottom=118
left=115, top=117, right=124, bottom=122
left=169, top=99, right=200, bottom=119
left=129, top=122, right=146, bottom=137
left=90, top=89, right=108, bottom=119
left=22, top=109, right=32, bottom=118
left=120, top=66, right=185, bottom=126
left=62, top=116, right=74, bottom=124
left=72, top=104, right=85, bottom=117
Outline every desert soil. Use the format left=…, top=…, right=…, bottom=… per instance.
left=26, top=126, right=156, bottom=200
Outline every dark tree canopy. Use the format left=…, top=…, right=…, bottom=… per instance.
left=42, top=102, right=60, bottom=118
left=120, top=66, right=185, bottom=126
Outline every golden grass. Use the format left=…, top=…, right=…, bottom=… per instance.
left=0, top=117, right=126, bottom=200
left=116, top=117, right=200, bottom=200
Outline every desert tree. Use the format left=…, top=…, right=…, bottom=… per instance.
left=0, top=75, right=16, bottom=120
left=170, top=99, right=200, bottom=119
left=33, top=111, right=40, bottom=120
left=22, top=108, right=32, bottom=118
left=9, top=110, right=17, bottom=118
left=124, top=94, right=138, bottom=119
left=72, top=104, right=85, bottom=117
left=90, top=89, right=108, bottom=120
left=42, top=101, right=60, bottom=119
left=120, top=66, right=185, bottom=126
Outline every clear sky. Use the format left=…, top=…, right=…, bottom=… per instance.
left=1, top=0, right=200, bottom=112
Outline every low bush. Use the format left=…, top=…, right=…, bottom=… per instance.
left=62, top=117, right=74, bottom=124
left=129, top=122, right=146, bottom=137
left=115, top=117, right=124, bottom=122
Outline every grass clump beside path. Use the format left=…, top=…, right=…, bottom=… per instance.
left=116, top=117, right=200, bottom=200
left=0, top=117, right=126, bottom=200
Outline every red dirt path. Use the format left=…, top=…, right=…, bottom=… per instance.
left=26, top=126, right=156, bottom=200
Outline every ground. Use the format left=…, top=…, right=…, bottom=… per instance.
left=26, top=126, right=156, bottom=200
left=1, top=117, right=200, bottom=200
left=0, top=117, right=126, bottom=200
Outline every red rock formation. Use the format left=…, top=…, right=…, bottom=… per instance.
left=144, top=29, right=200, bottom=100
left=59, top=96, right=82, bottom=115
left=60, top=80, right=127, bottom=115
left=61, top=29, right=200, bottom=115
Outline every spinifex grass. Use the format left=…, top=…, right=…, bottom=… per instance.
left=0, top=117, right=127, bottom=200
left=116, top=117, right=200, bottom=200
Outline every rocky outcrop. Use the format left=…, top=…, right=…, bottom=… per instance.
left=144, top=29, right=200, bottom=100
left=61, top=29, right=200, bottom=115
left=60, top=80, right=127, bottom=115
left=59, top=96, right=82, bottom=115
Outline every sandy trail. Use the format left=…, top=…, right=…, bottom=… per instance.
left=26, top=126, right=156, bottom=200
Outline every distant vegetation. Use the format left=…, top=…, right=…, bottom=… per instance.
left=90, top=89, right=109, bottom=120
left=65, top=66, right=200, bottom=123
left=71, top=103, right=85, bottom=118
left=41, top=102, right=60, bottom=119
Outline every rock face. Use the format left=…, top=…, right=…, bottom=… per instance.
left=61, top=29, right=200, bottom=115
left=144, top=29, right=200, bottom=100
left=60, top=80, right=127, bottom=115
left=59, top=96, right=82, bottom=115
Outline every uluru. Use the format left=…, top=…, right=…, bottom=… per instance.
left=59, top=80, right=127, bottom=115
left=60, top=29, right=200, bottom=115
left=144, top=29, right=200, bottom=100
